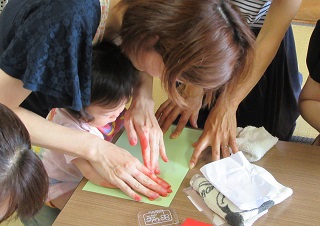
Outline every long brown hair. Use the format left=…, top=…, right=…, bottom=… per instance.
left=0, top=104, right=48, bottom=223
left=120, top=0, right=255, bottom=108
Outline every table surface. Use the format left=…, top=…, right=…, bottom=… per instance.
left=53, top=141, right=320, bottom=226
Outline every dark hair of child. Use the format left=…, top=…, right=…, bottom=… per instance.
left=0, top=103, right=49, bottom=223
left=67, top=41, right=139, bottom=122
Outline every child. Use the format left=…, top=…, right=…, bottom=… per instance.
left=21, top=41, right=140, bottom=226
left=299, top=20, right=320, bottom=146
left=0, top=103, right=48, bottom=223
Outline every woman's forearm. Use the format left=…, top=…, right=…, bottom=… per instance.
left=132, top=71, right=154, bottom=103
left=14, top=106, right=106, bottom=161
left=0, top=70, right=101, bottom=161
left=224, top=0, right=302, bottom=106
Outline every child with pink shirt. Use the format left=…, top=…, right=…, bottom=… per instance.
left=21, top=41, right=140, bottom=226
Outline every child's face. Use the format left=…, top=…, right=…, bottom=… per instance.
left=86, top=103, right=126, bottom=127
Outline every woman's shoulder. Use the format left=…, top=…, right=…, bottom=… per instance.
left=1, top=0, right=100, bottom=24
left=36, top=0, right=101, bottom=21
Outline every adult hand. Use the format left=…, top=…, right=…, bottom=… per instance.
left=156, top=84, right=204, bottom=138
left=90, top=139, right=171, bottom=201
left=73, top=158, right=117, bottom=188
left=189, top=93, right=239, bottom=169
left=124, top=72, right=168, bottom=174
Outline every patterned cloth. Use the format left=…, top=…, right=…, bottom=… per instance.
left=0, top=0, right=8, bottom=14
left=92, top=0, right=110, bottom=45
left=0, top=0, right=100, bottom=114
left=230, top=0, right=271, bottom=28
left=191, top=173, right=293, bottom=226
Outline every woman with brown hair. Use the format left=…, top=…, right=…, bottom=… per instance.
left=0, top=0, right=254, bottom=201
left=156, top=0, right=302, bottom=168
left=0, top=103, right=49, bottom=223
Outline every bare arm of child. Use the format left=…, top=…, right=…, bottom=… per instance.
left=46, top=158, right=117, bottom=210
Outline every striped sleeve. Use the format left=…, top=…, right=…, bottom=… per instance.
left=230, top=0, right=271, bottom=28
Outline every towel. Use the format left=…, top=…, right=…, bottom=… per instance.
left=236, top=126, right=278, bottom=162
left=190, top=173, right=293, bottom=226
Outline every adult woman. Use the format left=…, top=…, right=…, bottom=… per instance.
left=0, top=0, right=254, bottom=200
left=0, top=103, right=48, bottom=223
left=299, top=20, right=320, bottom=146
left=156, top=0, right=302, bottom=168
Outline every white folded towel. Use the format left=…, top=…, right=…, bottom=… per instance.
left=236, top=126, right=278, bottom=162
left=190, top=173, right=293, bottom=226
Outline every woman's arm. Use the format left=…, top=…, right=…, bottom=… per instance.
left=124, top=71, right=168, bottom=174
left=189, top=0, right=302, bottom=166
left=156, top=84, right=204, bottom=138
left=223, top=0, right=302, bottom=106
left=299, top=76, right=320, bottom=132
left=154, top=0, right=302, bottom=168
left=72, top=158, right=117, bottom=187
left=0, top=69, right=170, bottom=201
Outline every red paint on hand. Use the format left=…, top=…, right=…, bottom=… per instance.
left=134, top=195, right=142, bottom=202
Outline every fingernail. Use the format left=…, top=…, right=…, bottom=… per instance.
left=134, top=195, right=142, bottom=202
left=167, top=188, right=172, bottom=193
left=129, top=139, right=137, bottom=146
left=170, top=133, right=177, bottom=139
left=189, top=162, right=195, bottom=169
left=148, top=194, right=159, bottom=201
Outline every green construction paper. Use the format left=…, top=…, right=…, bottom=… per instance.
left=82, top=125, right=202, bottom=207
